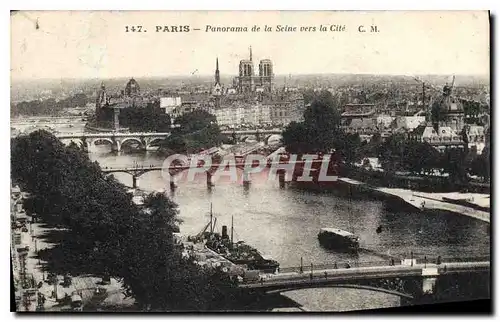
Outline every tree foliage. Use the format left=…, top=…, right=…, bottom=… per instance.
left=282, top=90, right=344, bottom=155
left=163, top=110, right=222, bottom=154
left=11, top=130, right=246, bottom=310
left=374, top=134, right=478, bottom=183
left=441, top=148, right=468, bottom=184
left=375, top=134, right=444, bottom=175
left=11, top=93, right=89, bottom=117
left=119, top=103, right=171, bottom=132
left=467, top=152, right=490, bottom=181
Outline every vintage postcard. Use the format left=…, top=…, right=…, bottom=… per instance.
left=10, top=10, right=490, bottom=313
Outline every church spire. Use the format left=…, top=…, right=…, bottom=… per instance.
left=215, top=57, right=220, bottom=85
left=249, top=46, right=252, bottom=62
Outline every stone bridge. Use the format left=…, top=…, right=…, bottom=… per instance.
left=220, top=129, right=283, bottom=145
left=56, top=132, right=171, bottom=152
left=239, top=259, right=490, bottom=304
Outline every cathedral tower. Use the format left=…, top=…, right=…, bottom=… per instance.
left=213, top=57, right=223, bottom=107
left=215, top=57, right=220, bottom=85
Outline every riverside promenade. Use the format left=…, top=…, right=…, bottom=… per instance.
left=338, top=178, right=490, bottom=223
left=11, top=188, right=135, bottom=311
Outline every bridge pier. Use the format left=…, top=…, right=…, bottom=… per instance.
left=278, top=170, right=286, bottom=189
left=82, top=139, right=94, bottom=153
left=113, top=108, right=121, bottom=130
left=169, top=177, right=176, bottom=191
left=421, top=267, right=439, bottom=295
left=132, top=176, right=138, bottom=189
left=255, top=130, right=261, bottom=142
left=79, top=138, right=89, bottom=153
left=206, top=172, right=214, bottom=189
left=243, top=169, right=251, bottom=187
left=111, top=140, right=121, bottom=153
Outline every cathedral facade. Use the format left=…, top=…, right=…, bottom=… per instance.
left=232, top=47, right=274, bottom=94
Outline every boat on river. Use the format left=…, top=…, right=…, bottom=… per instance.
left=318, top=182, right=360, bottom=252
left=318, top=228, right=360, bottom=252
left=189, top=204, right=280, bottom=273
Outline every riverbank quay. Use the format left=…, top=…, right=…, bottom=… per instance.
left=342, top=166, right=490, bottom=194
left=11, top=186, right=135, bottom=312
left=336, top=178, right=490, bottom=223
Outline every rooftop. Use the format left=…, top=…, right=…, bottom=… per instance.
left=341, top=111, right=375, bottom=117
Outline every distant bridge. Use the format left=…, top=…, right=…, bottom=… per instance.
left=101, top=157, right=334, bottom=189
left=239, top=259, right=490, bottom=301
left=53, top=132, right=172, bottom=152
left=13, top=127, right=284, bottom=150
left=50, top=129, right=282, bottom=151
left=220, top=129, right=283, bottom=144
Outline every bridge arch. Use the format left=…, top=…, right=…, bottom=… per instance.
left=119, top=138, right=145, bottom=151
left=89, top=138, right=117, bottom=152
left=91, top=138, right=114, bottom=146
left=265, top=134, right=283, bottom=146
left=60, top=138, right=84, bottom=148
left=241, top=135, right=257, bottom=142
left=266, top=283, right=414, bottom=300
left=145, top=138, right=164, bottom=150
left=103, top=171, right=145, bottom=189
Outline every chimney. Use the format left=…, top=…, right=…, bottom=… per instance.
left=221, top=225, right=228, bottom=239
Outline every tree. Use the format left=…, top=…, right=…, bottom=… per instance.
left=467, top=152, right=490, bottom=182
left=377, top=134, right=407, bottom=172
left=163, top=110, right=222, bottom=154
left=11, top=130, right=245, bottom=310
left=142, top=192, right=183, bottom=234
left=376, top=134, right=442, bottom=175
left=11, top=93, right=89, bottom=117
left=281, top=121, right=313, bottom=154
left=441, top=148, right=468, bottom=184
left=337, top=133, right=362, bottom=164
left=119, top=104, right=171, bottom=132
left=282, top=90, right=343, bottom=155
left=403, top=141, right=441, bottom=175
left=174, top=110, right=217, bottom=134
left=371, top=133, right=382, bottom=146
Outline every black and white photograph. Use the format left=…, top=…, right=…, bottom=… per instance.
left=9, top=10, right=491, bottom=313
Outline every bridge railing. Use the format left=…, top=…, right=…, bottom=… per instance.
left=277, top=255, right=490, bottom=274
left=279, top=260, right=401, bottom=274
left=420, top=255, right=490, bottom=264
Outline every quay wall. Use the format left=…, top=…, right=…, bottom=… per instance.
left=341, top=166, right=490, bottom=194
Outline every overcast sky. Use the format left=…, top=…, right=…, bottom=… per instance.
left=11, top=11, right=490, bottom=79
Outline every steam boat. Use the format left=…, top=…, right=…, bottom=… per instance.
left=189, top=205, right=280, bottom=273
left=318, top=228, right=360, bottom=252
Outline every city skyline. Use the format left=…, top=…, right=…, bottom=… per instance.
left=11, top=11, right=489, bottom=80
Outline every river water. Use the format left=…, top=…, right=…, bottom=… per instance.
left=23, top=121, right=491, bottom=311
left=89, top=146, right=490, bottom=311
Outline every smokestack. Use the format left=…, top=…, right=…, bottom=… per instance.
left=222, top=225, right=228, bottom=239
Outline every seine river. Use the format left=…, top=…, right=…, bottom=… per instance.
left=90, top=146, right=489, bottom=311
left=31, top=122, right=491, bottom=311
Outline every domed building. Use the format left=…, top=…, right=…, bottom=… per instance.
left=407, top=84, right=467, bottom=152
left=430, top=84, right=464, bottom=133
left=125, top=78, right=140, bottom=96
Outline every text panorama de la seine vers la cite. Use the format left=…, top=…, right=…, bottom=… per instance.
left=124, top=24, right=380, bottom=33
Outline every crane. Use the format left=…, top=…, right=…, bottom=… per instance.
left=413, top=75, right=489, bottom=125
left=413, top=75, right=488, bottom=106
left=191, top=204, right=217, bottom=242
